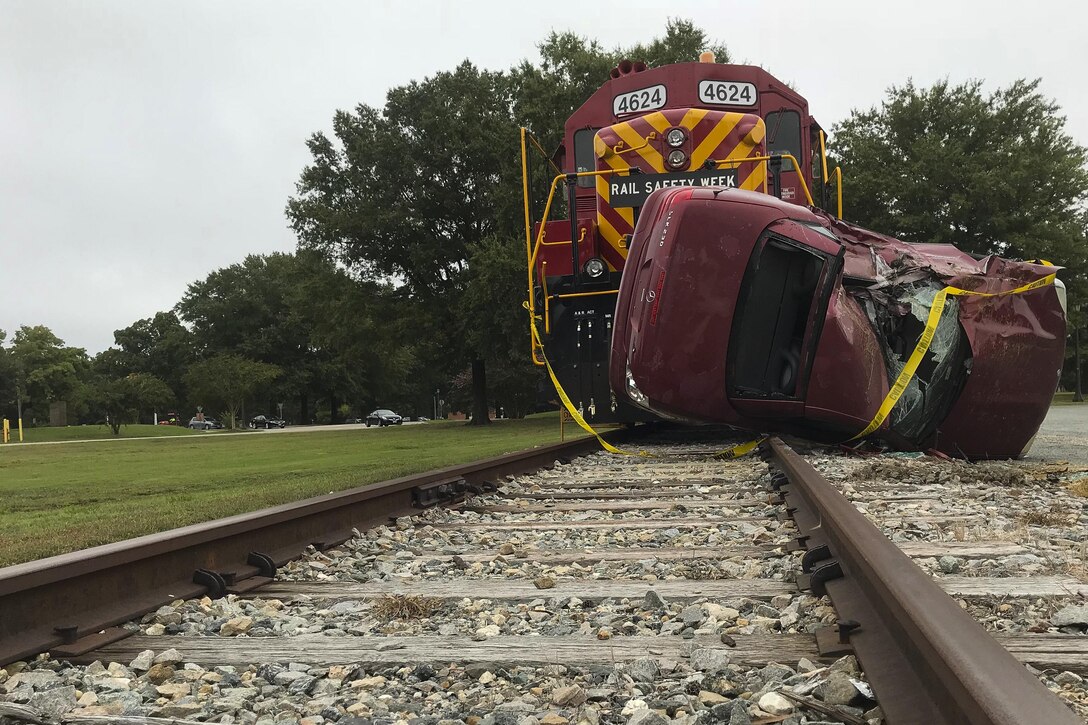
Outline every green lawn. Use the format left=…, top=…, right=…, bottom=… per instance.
left=0, top=416, right=580, bottom=566
left=1052, top=392, right=1087, bottom=406
left=4, top=423, right=205, bottom=443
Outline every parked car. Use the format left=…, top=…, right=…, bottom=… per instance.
left=187, top=417, right=217, bottom=430
left=158, top=412, right=180, bottom=426
left=344, top=417, right=363, bottom=424
left=365, top=409, right=403, bottom=427
left=205, top=418, right=224, bottom=430
left=250, top=415, right=286, bottom=429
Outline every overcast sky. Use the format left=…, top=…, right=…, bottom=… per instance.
left=2, top=0, right=1086, bottom=354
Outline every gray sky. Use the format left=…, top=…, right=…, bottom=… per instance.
left=2, top=0, right=1086, bottom=354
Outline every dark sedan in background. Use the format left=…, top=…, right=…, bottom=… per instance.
left=365, top=409, right=402, bottom=427
left=250, top=415, right=286, bottom=429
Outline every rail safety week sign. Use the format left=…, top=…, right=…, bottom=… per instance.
left=608, top=169, right=737, bottom=208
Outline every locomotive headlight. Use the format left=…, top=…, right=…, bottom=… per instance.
left=666, top=149, right=687, bottom=169
left=666, top=127, right=686, bottom=147
left=583, top=257, right=607, bottom=279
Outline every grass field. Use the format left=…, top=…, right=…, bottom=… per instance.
left=4, top=423, right=206, bottom=443
left=0, top=416, right=581, bottom=566
left=1052, top=392, right=1087, bottom=406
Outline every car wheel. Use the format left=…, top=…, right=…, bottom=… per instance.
left=366, top=421, right=371, bottom=427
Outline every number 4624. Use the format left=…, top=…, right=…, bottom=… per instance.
left=699, top=81, right=756, bottom=106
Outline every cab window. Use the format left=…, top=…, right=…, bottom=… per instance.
left=765, top=111, right=801, bottom=172
left=574, top=128, right=598, bottom=188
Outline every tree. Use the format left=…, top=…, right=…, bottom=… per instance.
left=184, top=354, right=281, bottom=429
left=177, top=251, right=387, bottom=423
left=0, top=330, right=15, bottom=418
left=830, top=78, right=1088, bottom=264
left=461, top=235, right=542, bottom=417
left=111, top=312, right=195, bottom=403
left=288, top=61, right=518, bottom=425
left=8, top=325, right=89, bottom=424
left=90, top=373, right=174, bottom=434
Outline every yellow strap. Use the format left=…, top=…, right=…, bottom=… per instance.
left=532, top=321, right=652, bottom=456
left=850, top=273, right=1056, bottom=441
left=713, top=437, right=766, bottom=459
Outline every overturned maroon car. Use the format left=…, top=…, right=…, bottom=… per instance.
left=609, top=187, right=1066, bottom=459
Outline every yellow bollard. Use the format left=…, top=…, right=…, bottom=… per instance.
left=2, top=418, right=8, bottom=443
left=18, top=418, right=23, bottom=442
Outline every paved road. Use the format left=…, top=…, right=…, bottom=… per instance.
left=1027, top=405, right=1088, bottom=464
left=0, top=421, right=427, bottom=447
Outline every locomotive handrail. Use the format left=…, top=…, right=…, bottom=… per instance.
left=707, top=153, right=814, bottom=205
left=818, top=130, right=844, bottom=219
left=543, top=287, right=619, bottom=335
left=539, top=226, right=586, bottom=247
left=831, top=166, right=843, bottom=218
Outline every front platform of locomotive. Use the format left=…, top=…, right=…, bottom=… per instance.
left=528, top=55, right=817, bottom=425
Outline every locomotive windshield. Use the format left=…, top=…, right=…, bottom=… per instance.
left=766, top=110, right=801, bottom=171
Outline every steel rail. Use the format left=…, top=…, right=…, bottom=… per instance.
left=0, top=435, right=612, bottom=666
left=764, top=437, right=1079, bottom=725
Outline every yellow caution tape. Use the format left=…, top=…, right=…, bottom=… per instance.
left=713, top=437, right=766, bottom=459
left=531, top=321, right=651, bottom=456
left=850, top=273, right=1056, bottom=442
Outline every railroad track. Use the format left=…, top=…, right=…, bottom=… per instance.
left=0, top=433, right=1086, bottom=724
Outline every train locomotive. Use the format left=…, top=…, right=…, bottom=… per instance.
left=522, top=54, right=1066, bottom=459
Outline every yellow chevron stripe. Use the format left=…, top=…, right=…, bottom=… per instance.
left=643, top=111, right=670, bottom=134
left=691, top=114, right=741, bottom=168
left=679, top=108, right=709, bottom=131
left=722, top=120, right=764, bottom=163
left=596, top=147, right=633, bottom=262
left=739, top=161, right=768, bottom=191
left=613, top=122, right=666, bottom=173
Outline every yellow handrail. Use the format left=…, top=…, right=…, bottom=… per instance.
left=541, top=261, right=549, bottom=335
left=819, top=130, right=829, bottom=184
left=832, top=166, right=843, bottom=219
left=707, top=154, right=814, bottom=206
left=610, top=133, right=656, bottom=157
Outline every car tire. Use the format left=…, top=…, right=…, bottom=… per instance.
left=366, top=421, right=371, bottom=427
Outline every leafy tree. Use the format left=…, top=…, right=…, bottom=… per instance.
left=9, top=325, right=89, bottom=424
left=90, top=373, right=174, bottom=434
left=461, top=235, right=542, bottom=417
left=178, top=252, right=354, bottom=422
left=0, top=330, right=15, bottom=419
left=830, top=78, right=1088, bottom=264
left=111, top=312, right=195, bottom=402
left=287, top=61, right=518, bottom=425
left=184, top=353, right=281, bottom=429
